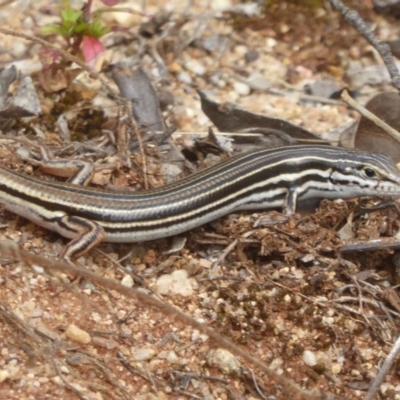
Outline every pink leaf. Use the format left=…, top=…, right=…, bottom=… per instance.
left=81, top=35, right=105, bottom=69
left=100, top=0, right=119, bottom=6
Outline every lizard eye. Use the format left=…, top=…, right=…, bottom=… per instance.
left=362, top=167, right=378, bottom=179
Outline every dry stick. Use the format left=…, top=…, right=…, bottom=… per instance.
left=0, top=240, right=348, bottom=400
left=340, top=89, right=400, bottom=145
left=326, top=0, right=400, bottom=92
left=363, top=335, right=400, bottom=400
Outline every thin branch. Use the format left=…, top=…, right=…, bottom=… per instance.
left=327, top=0, right=400, bottom=92
left=363, top=334, right=400, bottom=400
left=341, top=89, right=400, bottom=145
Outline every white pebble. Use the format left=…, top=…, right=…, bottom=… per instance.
left=184, top=60, right=205, bottom=76
left=234, top=44, right=248, bottom=56
left=303, top=350, right=317, bottom=366
left=0, top=370, right=9, bottom=383
left=177, top=71, right=193, bottom=85
left=233, top=81, right=250, bottom=96
left=132, top=347, right=156, bottom=361
left=121, top=274, right=134, bottom=288
left=155, top=269, right=196, bottom=296
left=166, top=351, right=179, bottom=364
left=11, top=41, right=27, bottom=58
left=269, top=357, right=283, bottom=370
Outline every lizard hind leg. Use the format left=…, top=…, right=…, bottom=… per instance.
left=59, top=216, right=105, bottom=262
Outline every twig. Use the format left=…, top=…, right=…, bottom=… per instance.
left=363, top=334, right=400, bottom=400
left=211, top=238, right=238, bottom=268
left=341, top=89, right=400, bottom=145
left=326, top=0, right=400, bottom=92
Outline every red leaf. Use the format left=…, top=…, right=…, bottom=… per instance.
left=81, top=35, right=105, bottom=69
left=100, top=0, right=119, bottom=6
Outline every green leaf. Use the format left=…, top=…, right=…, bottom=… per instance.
left=41, top=24, right=64, bottom=36
left=85, top=19, right=110, bottom=38
left=61, top=8, right=82, bottom=23
left=74, top=21, right=89, bottom=34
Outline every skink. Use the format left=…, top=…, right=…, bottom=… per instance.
left=1, top=144, right=400, bottom=261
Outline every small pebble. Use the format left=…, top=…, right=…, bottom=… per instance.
left=269, top=357, right=283, bottom=370
left=60, top=366, right=70, bottom=374
left=331, top=363, right=342, bottom=375
left=184, top=59, right=205, bottom=76
left=65, top=324, right=91, bottom=345
left=303, top=350, right=317, bottom=366
left=11, top=41, right=27, bottom=58
left=155, top=269, right=196, bottom=296
left=166, top=351, right=179, bottom=364
left=234, top=44, right=248, bottom=56
left=132, top=347, right=156, bottom=361
left=233, top=81, right=250, bottom=96
left=121, top=274, right=134, bottom=288
left=206, top=348, right=241, bottom=375
left=247, top=71, right=271, bottom=91
left=245, top=49, right=259, bottom=63
left=92, top=336, right=119, bottom=349
left=0, top=369, right=9, bottom=383
left=177, top=71, right=193, bottom=85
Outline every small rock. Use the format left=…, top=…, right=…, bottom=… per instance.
left=265, top=37, right=277, bottom=49
left=11, top=41, right=27, bottom=58
left=380, top=383, right=392, bottom=395
left=344, top=60, right=395, bottom=88
left=159, top=163, right=183, bottom=184
left=199, top=258, right=212, bottom=269
left=107, top=5, right=141, bottom=27
left=247, top=71, right=271, bottom=91
left=168, top=62, right=182, bottom=74
left=121, top=274, right=134, bottom=288
left=233, top=81, right=250, bottom=96
left=65, top=324, right=91, bottom=345
left=30, top=308, right=43, bottom=318
left=303, top=350, right=317, bottom=366
left=331, top=363, right=342, bottom=375
left=184, top=59, right=205, bottom=76
left=132, top=347, right=156, bottom=361
left=202, top=36, right=230, bottom=54
left=269, top=357, right=283, bottom=370
left=304, top=78, right=341, bottom=99
left=155, top=269, right=196, bottom=296
left=206, top=348, right=241, bottom=375
left=234, top=44, right=248, bottom=56
left=0, top=369, right=9, bottom=383
left=315, top=351, right=330, bottom=366
left=177, top=71, right=193, bottom=85
left=245, top=49, right=259, bottom=63
left=92, top=336, right=119, bottom=349
left=60, top=365, right=70, bottom=374
left=210, top=0, right=233, bottom=9
left=166, top=351, right=179, bottom=364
